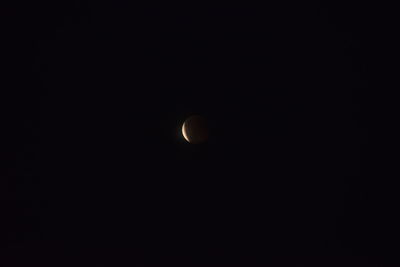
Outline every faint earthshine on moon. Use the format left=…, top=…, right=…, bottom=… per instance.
left=182, top=115, right=208, bottom=144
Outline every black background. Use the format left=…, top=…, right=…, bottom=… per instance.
left=1, top=1, right=398, bottom=266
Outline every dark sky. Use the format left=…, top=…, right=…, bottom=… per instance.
left=1, top=1, right=397, bottom=266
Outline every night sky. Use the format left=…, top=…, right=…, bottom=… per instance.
left=1, top=1, right=397, bottom=266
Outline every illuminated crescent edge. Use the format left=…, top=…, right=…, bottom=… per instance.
left=182, top=122, right=190, bottom=142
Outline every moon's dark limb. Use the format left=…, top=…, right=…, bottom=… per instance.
left=182, top=115, right=208, bottom=144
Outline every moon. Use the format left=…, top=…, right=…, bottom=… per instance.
left=182, top=115, right=208, bottom=144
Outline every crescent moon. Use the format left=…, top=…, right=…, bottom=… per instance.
left=182, top=122, right=190, bottom=142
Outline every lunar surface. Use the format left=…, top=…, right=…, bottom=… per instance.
left=182, top=115, right=208, bottom=144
